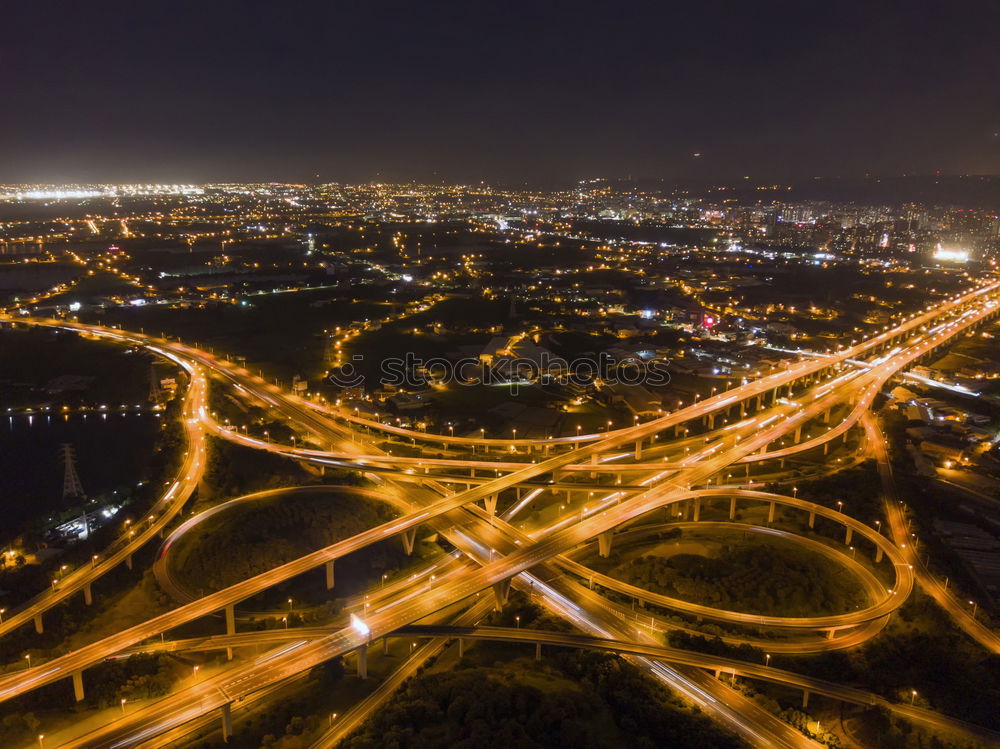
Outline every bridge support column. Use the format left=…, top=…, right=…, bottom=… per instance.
left=707, top=414, right=715, bottom=430
left=492, top=579, right=512, bottom=611
left=484, top=494, right=498, bottom=516
left=83, top=582, right=93, bottom=606
left=823, top=442, right=829, bottom=456
left=458, top=638, right=464, bottom=658
left=401, top=528, right=417, bottom=556
left=535, top=642, right=542, bottom=661
left=779, top=458, right=785, bottom=469
left=356, top=644, right=368, bottom=679
left=674, top=424, right=682, bottom=438
left=221, top=702, right=233, bottom=742
left=844, top=527, right=853, bottom=545
left=634, top=439, right=642, bottom=460
left=875, top=547, right=883, bottom=563
left=767, top=501, right=775, bottom=523
left=126, top=554, right=133, bottom=570
left=802, top=690, right=810, bottom=709
left=826, top=629, right=835, bottom=640
left=808, top=511, right=815, bottom=529
left=693, top=497, right=701, bottom=522
left=325, top=560, right=335, bottom=590
left=72, top=670, right=85, bottom=702
left=755, top=395, right=762, bottom=411
left=590, top=453, right=599, bottom=479
left=225, top=604, right=236, bottom=660
left=597, top=530, right=614, bottom=558
left=823, top=408, right=831, bottom=424
left=794, top=425, right=802, bottom=443
left=729, top=496, right=736, bottom=520
left=739, top=401, right=746, bottom=418
left=34, top=614, right=43, bottom=634
left=383, top=637, right=389, bottom=655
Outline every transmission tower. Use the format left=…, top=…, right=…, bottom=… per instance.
left=60, top=443, right=85, bottom=500
left=149, top=363, right=161, bottom=403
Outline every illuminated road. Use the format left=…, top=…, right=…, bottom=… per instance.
left=0, top=352, right=207, bottom=640
left=862, top=412, right=1000, bottom=654
left=2, top=281, right=999, bottom=747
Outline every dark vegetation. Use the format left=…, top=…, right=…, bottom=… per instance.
left=781, top=593, right=1000, bottom=732
left=341, top=655, right=746, bottom=749
left=169, top=489, right=401, bottom=595
left=615, top=542, right=865, bottom=617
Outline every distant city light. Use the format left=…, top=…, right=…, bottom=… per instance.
left=933, top=245, right=970, bottom=263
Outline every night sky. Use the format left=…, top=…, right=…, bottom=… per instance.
left=2, top=0, right=999, bottom=184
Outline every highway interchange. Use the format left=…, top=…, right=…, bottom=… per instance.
left=2, top=278, right=1000, bottom=748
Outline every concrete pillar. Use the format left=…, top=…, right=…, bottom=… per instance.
left=598, top=530, right=614, bottom=558
left=844, top=526, right=853, bottom=545
left=535, top=642, right=542, bottom=661
left=492, top=579, right=511, bottom=611
left=383, top=637, right=389, bottom=655
left=590, top=453, right=599, bottom=479
left=875, top=547, right=884, bottom=563
left=484, top=494, right=498, bottom=516
left=126, top=554, right=133, bottom=571
left=674, top=424, right=682, bottom=438
left=72, top=670, right=85, bottom=701
left=401, top=528, right=417, bottom=556
left=823, top=442, right=829, bottom=455
left=802, top=690, right=810, bottom=709
left=767, top=501, right=775, bottom=523
left=458, top=638, right=465, bottom=658
left=693, top=497, right=701, bottom=522
left=83, top=582, right=93, bottom=606
left=225, top=604, right=236, bottom=660
left=634, top=439, right=642, bottom=460
left=221, top=702, right=233, bottom=741
left=823, top=408, right=831, bottom=424
left=808, top=511, right=815, bottom=529
left=779, top=458, right=785, bottom=469
left=755, top=394, right=762, bottom=410
left=325, top=559, right=335, bottom=590
left=707, top=414, right=715, bottom=430
left=729, top=496, right=736, bottom=520
left=826, top=629, right=835, bottom=640
left=794, top=425, right=802, bottom=443
left=34, top=614, right=43, bottom=634
left=739, top=401, right=746, bottom=418
left=356, top=643, right=368, bottom=679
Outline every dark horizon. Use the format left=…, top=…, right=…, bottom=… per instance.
left=2, top=0, right=999, bottom=185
